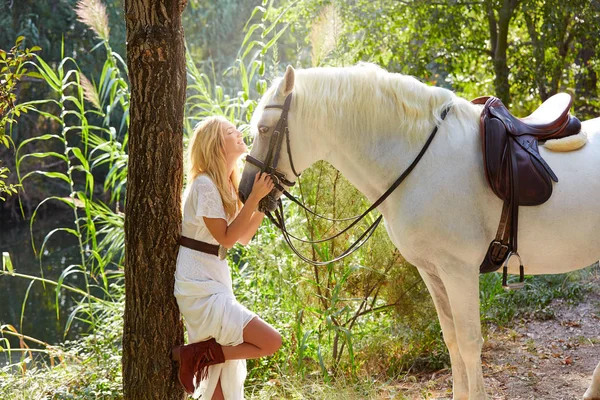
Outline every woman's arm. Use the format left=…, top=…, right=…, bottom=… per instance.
left=204, top=173, right=272, bottom=249
left=237, top=211, right=265, bottom=245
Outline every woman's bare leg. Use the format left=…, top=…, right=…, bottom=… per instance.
left=211, top=378, right=224, bottom=400
left=221, top=317, right=281, bottom=360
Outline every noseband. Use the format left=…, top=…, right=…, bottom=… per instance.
left=245, top=94, right=299, bottom=188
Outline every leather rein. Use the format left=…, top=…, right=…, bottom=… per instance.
left=245, top=93, right=451, bottom=265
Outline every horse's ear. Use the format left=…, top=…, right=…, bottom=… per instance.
left=277, top=65, right=295, bottom=97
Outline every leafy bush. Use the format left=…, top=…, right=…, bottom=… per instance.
left=0, top=36, right=41, bottom=200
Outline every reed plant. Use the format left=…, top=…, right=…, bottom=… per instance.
left=0, top=0, right=294, bottom=397
left=1, top=0, right=127, bottom=395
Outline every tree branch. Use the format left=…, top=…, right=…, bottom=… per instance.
left=486, top=1, right=498, bottom=56
left=523, top=9, right=548, bottom=100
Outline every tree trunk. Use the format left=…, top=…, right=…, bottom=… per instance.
left=486, top=0, right=519, bottom=105
left=523, top=11, right=549, bottom=101
left=123, top=0, right=187, bottom=398
left=575, top=33, right=599, bottom=120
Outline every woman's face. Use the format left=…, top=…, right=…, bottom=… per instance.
left=221, top=120, right=247, bottom=160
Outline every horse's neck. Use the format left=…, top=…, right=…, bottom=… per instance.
left=325, top=130, right=410, bottom=202
left=310, top=106, right=482, bottom=210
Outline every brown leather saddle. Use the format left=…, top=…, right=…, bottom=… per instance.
left=472, top=93, right=581, bottom=288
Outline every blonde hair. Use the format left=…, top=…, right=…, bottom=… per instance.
left=188, top=116, right=242, bottom=219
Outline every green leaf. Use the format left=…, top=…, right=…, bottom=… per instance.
left=21, top=170, right=70, bottom=184
left=19, top=152, right=68, bottom=163
left=240, top=23, right=265, bottom=54
left=243, top=6, right=267, bottom=32
left=40, top=228, right=80, bottom=264
left=16, top=134, right=63, bottom=158
left=261, top=25, right=289, bottom=56
left=241, top=40, right=263, bottom=60
left=33, top=55, right=61, bottom=91
left=64, top=304, right=87, bottom=337
left=25, top=71, right=44, bottom=79
left=56, top=265, right=85, bottom=320
left=20, top=281, right=35, bottom=332
left=28, top=196, right=77, bottom=253
left=1, top=252, right=14, bottom=274
left=69, top=147, right=89, bottom=170
left=317, top=345, right=330, bottom=382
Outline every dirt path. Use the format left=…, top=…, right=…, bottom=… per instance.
left=395, top=277, right=600, bottom=400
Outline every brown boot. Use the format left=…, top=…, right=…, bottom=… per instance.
left=172, top=338, right=225, bottom=394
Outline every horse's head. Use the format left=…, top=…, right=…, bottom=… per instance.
left=240, top=65, right=301, bottom=212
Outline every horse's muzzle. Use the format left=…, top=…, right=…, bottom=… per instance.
left=258, top=191, right=281, bottom=213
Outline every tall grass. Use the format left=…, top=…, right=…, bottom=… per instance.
left=1, top=0, right=127, bottom=395
left=0, top=0, right=293, bottom=397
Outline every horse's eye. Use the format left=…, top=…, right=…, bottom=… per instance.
left=259, top=126, right=269, bottom=134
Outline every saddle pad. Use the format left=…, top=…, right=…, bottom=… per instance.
left=543, top=131, right=587, bottom=152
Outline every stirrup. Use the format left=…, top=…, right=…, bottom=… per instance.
left=501, top=251, right=525, bottom=291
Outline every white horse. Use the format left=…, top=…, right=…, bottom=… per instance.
left=238, top=64, right=600, bottom=400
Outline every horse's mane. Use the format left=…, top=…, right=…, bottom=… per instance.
left=261, top=63, right=479, bottom=145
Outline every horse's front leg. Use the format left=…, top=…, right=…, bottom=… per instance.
left=437, top=262, right=489, bottom=400
left=418, top=267, right=469, bottom=399
left=584, top=361, right=600, bottom=400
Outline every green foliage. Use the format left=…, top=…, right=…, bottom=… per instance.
left=0, top=290, right=124, bottom=400
left=0, top=36, right=41, bottom=200
left=184, top=0, right=264, bottom=75
left=0, top=0, right=126, bottom=78
left=479, top=268, right=594, bottom=326
left=231, top=161, right=444, bottom=386
left=2, top=1, right=599, bottom=399
left=184, top=0, right=289, bottom=130
left=0, top=162, right=18, bottom=201
left=281, top=0, right=599, bottom=117
left=1, top=5, right=127, bottom=396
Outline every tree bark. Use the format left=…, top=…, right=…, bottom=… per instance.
left=486, top=0, right=519, bottom=105
left=575, top=35, right=599, bottom=119
left=123, top=0, right=187, bottom=398
left=523, top=11, right=549, bottom=101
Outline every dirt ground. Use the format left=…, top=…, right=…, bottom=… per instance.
left=395, top=277, right=600, bottom=400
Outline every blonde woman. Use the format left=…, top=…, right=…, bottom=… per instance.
left=172, top=116, right=282, bottom=399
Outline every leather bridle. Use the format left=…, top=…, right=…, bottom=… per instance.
left=245, top=92, right=451, bottom=266
left=245, top=94, right=299, bottom=188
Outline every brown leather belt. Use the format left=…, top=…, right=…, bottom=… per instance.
left=178, top=236, right=222, bottom=257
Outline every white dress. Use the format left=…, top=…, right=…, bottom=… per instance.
left=174, top=174, right=256, bottom=399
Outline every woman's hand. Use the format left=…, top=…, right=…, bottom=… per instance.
left=248, top=173, right=274, bottom=202
left=205, top=173, right=273, bottom=248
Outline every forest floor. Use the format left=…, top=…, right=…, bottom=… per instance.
left=395, top=276, right=600, bottom=400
